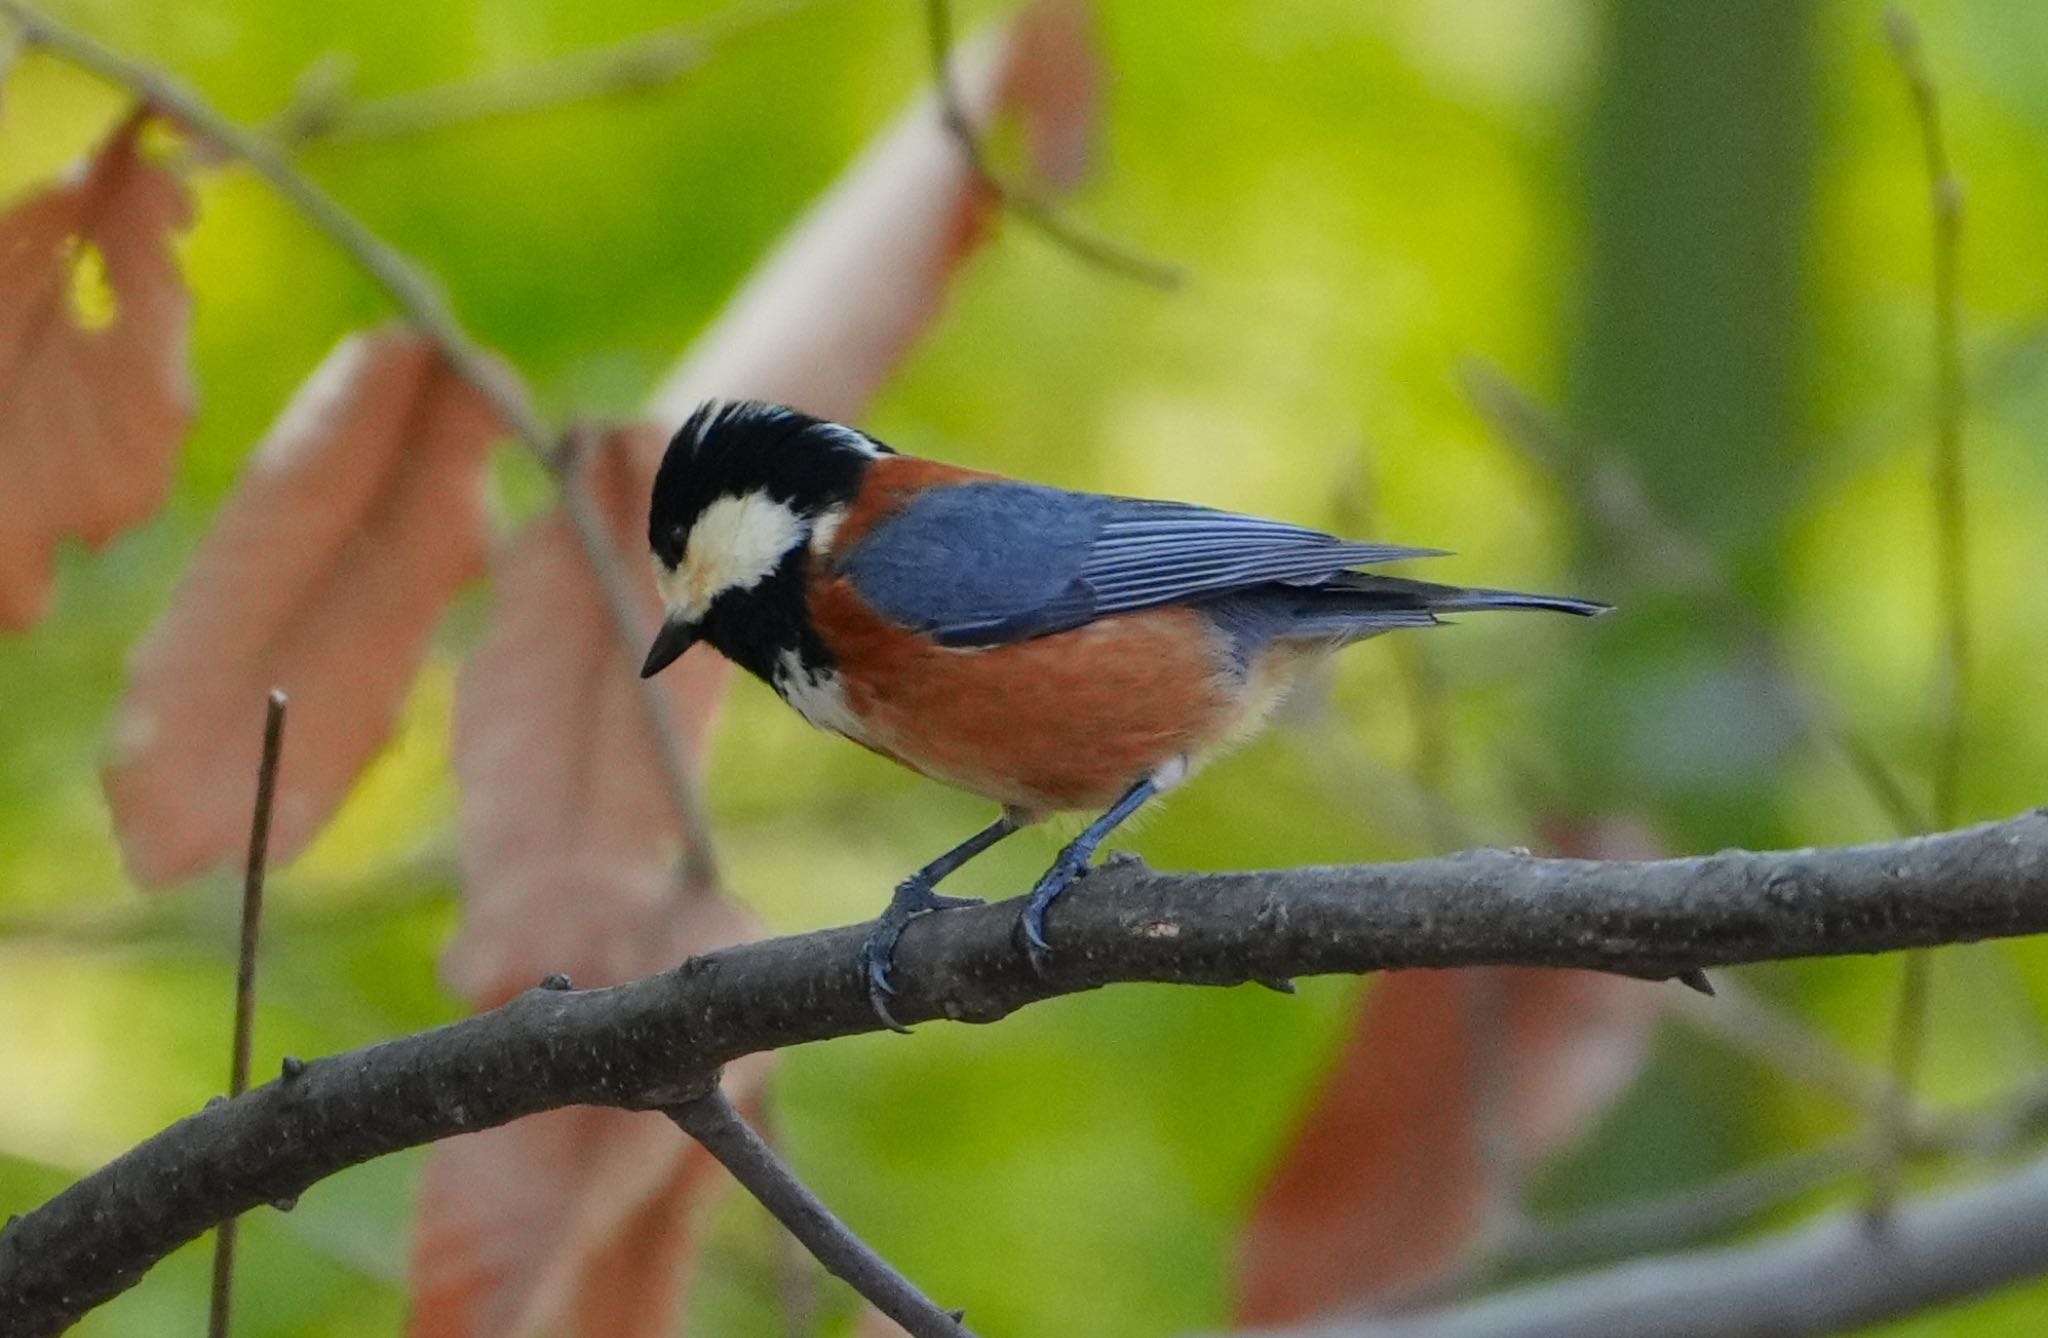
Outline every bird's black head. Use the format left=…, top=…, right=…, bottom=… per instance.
left=641, top=400, right=889, bottom=681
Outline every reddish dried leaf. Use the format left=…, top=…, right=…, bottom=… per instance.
left=415, top=431, right=763, bottom=1338
left=0, top=109, right=193, bottom=629
left=1235, top=822, right=1665, bottom=1324
left=104, top=330, right=502, bottom=886
left=1235, top=969, right=1656, bottom=1323
left=412, top=7, right=1109, bottom=1332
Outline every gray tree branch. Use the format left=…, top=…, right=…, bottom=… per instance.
left=668, top=1089, right=972, bottom=1338
left=1264, top=1146, right=2048, bottom=1338
left=2, top=811, right=2046, bottom=1335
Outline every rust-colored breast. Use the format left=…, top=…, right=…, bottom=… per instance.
left=809, top=572, right=1240, bottom=814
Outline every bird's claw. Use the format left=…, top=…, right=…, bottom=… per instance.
left=1019, top=855, right=1089, bottom=978
left=860, top=880, right=985, bottom=1033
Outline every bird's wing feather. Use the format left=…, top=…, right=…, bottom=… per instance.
left=838, top=480, right=1442, bottom=648
left=1081, top=500, right=1441, bottom=612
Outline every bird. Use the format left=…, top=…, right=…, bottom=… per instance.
left=641, top=400, right=1610, bottom=1030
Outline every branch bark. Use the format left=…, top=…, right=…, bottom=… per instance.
left=2, top=811, right=2046, bottom=1335
left=668, top=1089, right=972, bottom=1337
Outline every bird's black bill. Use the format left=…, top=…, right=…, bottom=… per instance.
left=640, top=618, right=698, bottom=678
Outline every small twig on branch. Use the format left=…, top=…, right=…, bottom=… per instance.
left=205, top=690, right=288, bottom=1338
left=922, top=0, right=1183, bottom=289
left=4, top=812, right=2048, bottom=1335
left=265, top=0, right=822, bottom=148
left=1874, top=2, right=1972, bottom=1226
left=669, top=1088, right=972, bottom=1338
left=0, top=0, right=720, bottom=886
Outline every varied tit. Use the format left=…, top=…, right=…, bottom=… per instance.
left=642, top=401, right=1608, bottom=1030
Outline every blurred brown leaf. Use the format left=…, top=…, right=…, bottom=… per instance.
left=104, top=330, right=502, bottom=886
left=409, top=5, right=1108, bottom=1332
left=1234, top=967, right=1659, bottom=1324
left=0, top=108, right=192, bottom=629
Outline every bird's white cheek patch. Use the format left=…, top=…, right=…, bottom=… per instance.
left=773, top=649, right=872, bottom=745
left=808, top=504, right=849, bottom=559
left=665, top=490, right=805, bottom=620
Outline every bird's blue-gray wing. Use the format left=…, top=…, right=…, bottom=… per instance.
left=838, top=480, right=1442, bottom=647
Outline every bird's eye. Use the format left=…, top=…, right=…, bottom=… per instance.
left=652, top=523, right=688, bottom=569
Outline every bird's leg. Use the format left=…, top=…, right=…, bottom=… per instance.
left=1020, top=777, right=1158, bottom=975
left=863, top=812, right=1021, bottom=1031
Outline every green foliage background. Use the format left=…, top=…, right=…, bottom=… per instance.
left=4, top=0, right=2048, bottom=1334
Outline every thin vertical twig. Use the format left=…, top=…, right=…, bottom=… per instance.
left=206, top=690, right=288, bottom=1338
left=1873, top=4, right=1969, bottom=1226
left=922, top=0, right=1183, bottom=289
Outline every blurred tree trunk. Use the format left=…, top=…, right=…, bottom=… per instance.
left=1560, top=0, right=1818, bottom=846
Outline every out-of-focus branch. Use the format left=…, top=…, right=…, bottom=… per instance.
left=922, top=0, right=1183, bottom=289
left=0, top=0, right=721, bottom=888
left=669, top=1089, right=972, bottom=1338
left=5, top=812, right=2048, bottom=1335
left=1364, top=1071, right=2048, bottom=1317
left=265, top=0, right=822, bottom=147
left=1259, top=1143, right=2048, bottom=1338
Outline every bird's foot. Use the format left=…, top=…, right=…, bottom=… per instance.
left=1019, top=852, right=1093, bottom=977
left=862, top=877, right=983, bottom=1033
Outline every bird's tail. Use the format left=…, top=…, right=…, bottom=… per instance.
left=1258, top=572, right=1610, bottom=641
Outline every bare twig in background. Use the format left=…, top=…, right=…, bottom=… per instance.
left=6, top=811, right=2048, bottom=1335
left=922, top=0, right=1183, bottom=289
left=556, top=426, right=722, bottom=894
left=0, top=0, right=722, bottom=890
left=669, top=1088, right=972, bottom=1338
left=1885, top=3, right=1970, bottom=843
left=1461, top=360, right=1931, bottom=837
left=205, top=690, right=288, bottom=1338
left=266, top=0, right=823, bottom=148
left=1873, top=3, right=1971, bottom=1225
